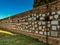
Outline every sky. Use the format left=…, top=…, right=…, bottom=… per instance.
left=0, top=0, right=34, bottom=19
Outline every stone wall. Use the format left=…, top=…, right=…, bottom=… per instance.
left=0, top=1, right=60, bottom=45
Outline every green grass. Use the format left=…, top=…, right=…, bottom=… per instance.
left=0, top=33, right=50, bottom=45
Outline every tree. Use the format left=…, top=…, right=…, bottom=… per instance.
left=33, top=0, right=57, bottom=8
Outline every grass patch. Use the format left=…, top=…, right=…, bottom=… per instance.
left=0, top=32, right=50, bottom=45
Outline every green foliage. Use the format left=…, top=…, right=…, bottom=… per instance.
left=34, top=0, right=57, bottom=8
left=40, top=0, right=57, bottom=5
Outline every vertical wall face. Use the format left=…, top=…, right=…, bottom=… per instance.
left=0, top=3, right=60, bottom=37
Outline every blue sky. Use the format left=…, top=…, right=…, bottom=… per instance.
left=0, top=0, right=34, bottom=19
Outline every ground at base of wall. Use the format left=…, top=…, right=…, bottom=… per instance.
left=0, top=32, right=51, bottom=45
